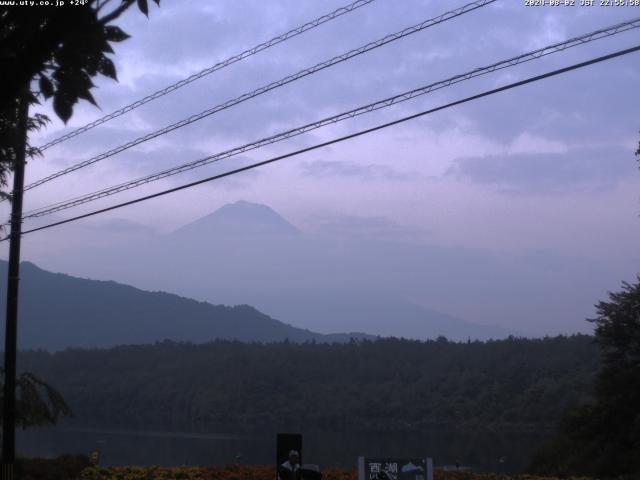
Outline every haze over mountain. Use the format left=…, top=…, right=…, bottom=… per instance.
left=12, top=200, right=521, bottom=341
left=0, top=260, right=372, bottom=350
left=4, top=0, right=637, bottom=345
left=12, top=200, right=626, bottom=340
left=171, top=200, right=299, bottom=238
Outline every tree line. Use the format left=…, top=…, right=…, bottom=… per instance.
left=17, top=334, right=599, bottom=434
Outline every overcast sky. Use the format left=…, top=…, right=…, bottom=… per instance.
left=2, top=0, right=639, bottom=336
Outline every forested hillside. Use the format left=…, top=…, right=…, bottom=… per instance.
left=0, top=261, right=371, bottom=349
left=17, top=335, right=599, bottom=433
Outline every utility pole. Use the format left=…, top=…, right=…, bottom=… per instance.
left=2, top=93, right=28, bottom=480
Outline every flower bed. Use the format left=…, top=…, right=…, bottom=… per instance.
left=16, top=455, right=92, bottom=480
left=77, top=465, right=594, bottom=480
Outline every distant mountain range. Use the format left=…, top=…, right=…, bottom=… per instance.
left=5, top=200, right=519, bottom=345
left=171, top=200, right=299, bottom=237
left=0, top=260, right=372, bottom=351
left=161, top=201, right=517, bottom=340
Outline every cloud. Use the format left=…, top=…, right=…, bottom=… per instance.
left=300, top=159, right=415, bottom=181
left=8, top=0, right=639, bottom=340
left=445, top=145, right=638, bottom=194
left=309, top=213, right=428, bottom=242
left=31, top=0, right=639, bottom=166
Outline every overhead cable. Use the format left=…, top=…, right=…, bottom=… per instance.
left=9, top=43, right=639, bottom=239
left=23, top=0, right=496, bottom=192
left=36, top=0, right=377, bottom=151
left=21, top=16, right=640, bottom=220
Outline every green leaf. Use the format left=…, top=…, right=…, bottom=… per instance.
left=137, top=0, right=148, bottom=16
left=97, top=57, right=117, bottom=81
left=53, top=94, right=73, bottom=124
left=104, top=25, right=130, bottom=43
left=78, top=88, right=98, bottom=107
left=38, top=75, right=54, bottom=99
left=101, top=39, right=115, bottom=54
left=85, top=53, right=102, bottom=76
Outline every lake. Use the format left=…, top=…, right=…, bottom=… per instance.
left=17, top=426, right=550, bottom=473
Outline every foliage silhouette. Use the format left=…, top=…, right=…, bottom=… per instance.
left=532, top=278, right=640, bottom=477
left=0, top=0, right=160, bottom=197
left=0, top=367, right=71, bottom=428
left=18, top=335, right=599, bottom=434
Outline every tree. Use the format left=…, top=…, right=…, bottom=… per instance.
left=0, top=0, right=160, bottom=197
left=587, top=279, right=640, bottom=474
left=0, top=368, right=71, bottom=429
left=532, top=278, right=640, bottom=477
left=1, top=0, right=160, bottom=469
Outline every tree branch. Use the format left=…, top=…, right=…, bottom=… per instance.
left=96, top=0, right=116, bottom=14
left=98, top=0, right=135, bottom=25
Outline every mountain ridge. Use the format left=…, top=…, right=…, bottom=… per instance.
left=0, top=260, right=373, bottom=351
left=5, top=200, right=521, bottom=343
left=171, top=200, right=299, bottom=238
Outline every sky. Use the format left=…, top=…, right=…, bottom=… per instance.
left=2, top=0, right=640, bottom=338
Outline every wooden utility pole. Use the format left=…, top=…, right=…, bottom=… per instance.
left=2, top=94, right=28, bottom=480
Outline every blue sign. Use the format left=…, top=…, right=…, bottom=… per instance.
left=358, top=457, right=433, bottom=480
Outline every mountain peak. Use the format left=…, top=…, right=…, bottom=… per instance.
left=172, top=200, right=299, bottom=237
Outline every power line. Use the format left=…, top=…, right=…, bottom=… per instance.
left=23, top=0, right=496, bottom=192
left=21, top=16, right=640, bottom=220
left=9, top=44, right=639, bottom=240
left=36, top=0, right=377, bottom=152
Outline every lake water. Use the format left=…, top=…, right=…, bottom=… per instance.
left=17, top=426, right=550, bottom=473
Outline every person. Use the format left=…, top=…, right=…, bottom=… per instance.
left=278, top=450, right=300, bottom=480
